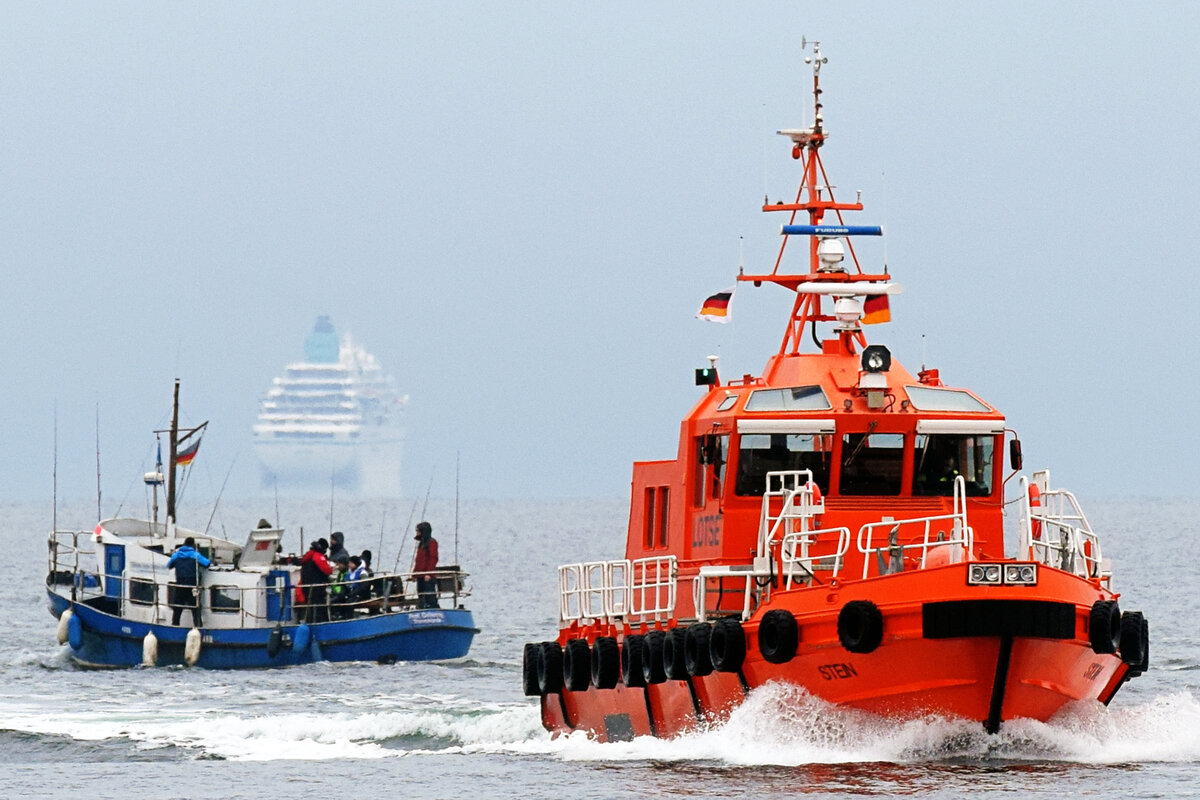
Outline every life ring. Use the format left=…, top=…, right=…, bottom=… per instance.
left=1119, top=611, right=1147, bottom=667
left=1088, top=600, right=1121, bottom=655
left=709, top=618, right=746, bottom=672
left=537, top=641, right=563, bottom=694
left=562, top=638, right=591, bottom=692
left=807, top=481, right=824, bottom=527
left=837, top=600, right=883, bottom=654
left=267, top=625, right=283, bottom=659
left=1028, top=484, right=1043, bottom=540
left=684, top=623, right=714, bottom=677
left=662, top=628, right=689, bottom=681
left=641, top=631, right=667, bottom=685
left=620, top=635, right=647, bottom=688
left=758, top=609, right=799, bottom=664
left=590, top=636, right=620, bottom=689
left=142, top=631, right=158, bottom=667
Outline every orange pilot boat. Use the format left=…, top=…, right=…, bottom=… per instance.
left=521, top=43, right=1149, bottom=742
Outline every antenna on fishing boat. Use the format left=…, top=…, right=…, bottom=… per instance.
left=94, top=401, right=102, bottom=522
left=145, top=436, right=164, bottom=524
left=454, top=451, right=460, bottom=566
left=52, top=403, right=58, bottom=538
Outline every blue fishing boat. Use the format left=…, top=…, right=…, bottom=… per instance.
left=46, top=381, right=477, bottom=669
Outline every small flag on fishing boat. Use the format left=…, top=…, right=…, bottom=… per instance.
left=862, top=294, right=891, bottom=325
left=175, top=438, right=201, bottom=467
left=696, top=287, right=734, bottom=323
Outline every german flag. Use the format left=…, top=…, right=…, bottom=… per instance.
left=696, top=287, right=734, bottom=323
left=175, top=438, right=201, bottom=467
left=862, top=294, right=891, bottom=325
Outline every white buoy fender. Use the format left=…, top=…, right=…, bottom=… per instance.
left=67, top=612, right=83, bottom=651
left=142, top=631, right=158, bottom=667
left=184, top=628, right=202, bottom=666
left=56, top=609, right=73, bottom=645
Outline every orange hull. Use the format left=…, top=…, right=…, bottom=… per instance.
left=537, top=565, right=1137, bottom=741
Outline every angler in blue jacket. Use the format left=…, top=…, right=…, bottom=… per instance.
left=167, top=537, right=211, bottom=627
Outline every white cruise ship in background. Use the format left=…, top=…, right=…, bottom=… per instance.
left=253, top=316, right=407, bottom=495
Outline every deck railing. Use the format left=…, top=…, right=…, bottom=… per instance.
left=46, top=530, right=469, bottom=628
left=558, top=556, right=676, bottom=625
left=1018, top=471, right=1106, bottom=580
left=856, top=475, right=974, bottom=578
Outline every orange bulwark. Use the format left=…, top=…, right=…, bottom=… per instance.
left=521, top=43, right=1147, bottom=741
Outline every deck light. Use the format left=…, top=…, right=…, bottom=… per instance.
left=968, top=563, right=1003, bottom=585
left=1003, top=563, right=1038, bottom=585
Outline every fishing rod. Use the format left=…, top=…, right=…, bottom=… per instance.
left=204, top=453, right=239, bottom=536
left=391, top=470, right=434, bottom=574
left=328, top=468, right=335, bottom=536
left=454, top=452, right=460, bottom=566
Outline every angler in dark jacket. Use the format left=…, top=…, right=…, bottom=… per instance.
left=167, top=537, right=211, bottom=627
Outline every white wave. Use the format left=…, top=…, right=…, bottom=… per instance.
left=0, top=699, right=547, bottom=762
left=519, top=683, right=1200, bottom=766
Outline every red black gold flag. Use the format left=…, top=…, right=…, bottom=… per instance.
left=862, top=294, right=891, bottom=325
left=696, top=287, right=734, bottom=323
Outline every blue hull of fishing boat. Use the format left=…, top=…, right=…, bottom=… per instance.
left=47, top=592, right=477, bottom=669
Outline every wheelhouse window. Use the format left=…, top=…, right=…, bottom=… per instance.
left=905, top=386, right=991, bottom=413
left=643, top=486, right=670, bottom=548
left=128, top=578, right=156, bottom=606
left=913, top=433, right=996, bottom=497
left=839, top=432, right=905, bottom=496
left=745, top=385, right=831, bottom=412
left=694, top=434, right=728, bottom=506
left=209, top=586, right=241, bottom=614
left=735, top=433, right=833, bottom=496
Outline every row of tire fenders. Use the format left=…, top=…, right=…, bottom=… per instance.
left=521, top=600, right=884, bottom=697
left=522, top=598, right=1149, bottom=698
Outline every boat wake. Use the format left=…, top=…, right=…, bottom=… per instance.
left=538, top=683, right=1200, bottom=765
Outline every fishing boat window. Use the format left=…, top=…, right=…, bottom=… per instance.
left=913, top=434, right=995, bottom=497
left=209, top=586, right=241, bottom=614
left=735, top=434, right=833, bottom=496
left=904, top=386, right=991, bottom=412
left=839, top=433, right=905, bottom=495
left=745, top=385, right=831, bottom=411
left=717, top=395, right=738, bottom=412
left=128, top=578, right=156, bottom=606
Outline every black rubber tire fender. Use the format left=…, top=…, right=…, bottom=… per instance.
left=662, top=628, right=688, bottom=680
left=1119, top=611, right=1146, bottom=667
left=1088, top=599, right=1121, bottom=655
left=685, top=622, right=714, bottom=677
left=591, top=636, right=620, bottom=689
left=621, top=635, right=647, bottom=687
left=709, top=618, right=746, bottom=672
left=758, top=609, right=799, bottom=664
left=537, top=641, right=563, bottom=694
left=562, top=638, right=591, bottom=692
left=837, top=600, right=884, bottom=654
left=522, top=642, right=541, bottom=696
left=641, top=630, right=667, bottom=684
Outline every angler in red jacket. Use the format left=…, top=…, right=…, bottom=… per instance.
left=413, top=522, right=439, bottom=609
left=297, top=538, right=333, bottom=622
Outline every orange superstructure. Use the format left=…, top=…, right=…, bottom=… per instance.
left=522, top=43, right=1148, bottom=741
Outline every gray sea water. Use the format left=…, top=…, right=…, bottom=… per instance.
left=4, top=495, right=1198, bottom=799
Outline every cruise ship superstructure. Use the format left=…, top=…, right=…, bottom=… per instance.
left=253, top=316, right=406, bottom=495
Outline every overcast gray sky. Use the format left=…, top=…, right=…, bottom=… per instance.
left=3, top=2, right=1197, bottom=510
